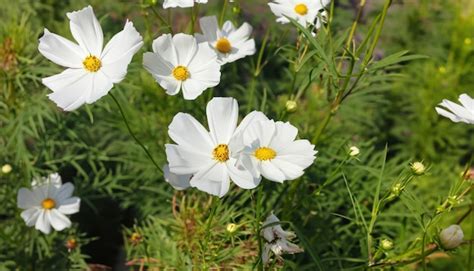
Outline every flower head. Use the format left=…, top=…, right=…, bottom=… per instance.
left=435, top=93, right=474, bottom=124
left=163, top=0, right=207, bottom=9
left=440, top=224, right=464, bottom=249
left=261, top=213, right=303, bottom=264
left=239, top=120, right=317, bottom=183
left=17, top=173, right=80, bottom=234
left=143, top=33, right=221, bottom=100
left=349, top=146, right=360, bottom=156
left=165, top=97, right=268, bottom=197
left=196, top=16, right=256, bottom=64
left=38, top=6, right=143, bottom=111
left=410, top=161, right=426, bottom=175
left=268, top=0, right=330, bottom=28
left=226, top=223, right=237, bottom=233
left=1, top=164, right=12, bottom=174
left=285, top=100, right=298, bottom=112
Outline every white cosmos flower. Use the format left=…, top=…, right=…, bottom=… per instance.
left=163, top=164, right=192, bottom=190
left=17, top=174, right=80, bottom=234
left=435, top=93, right=474, bottom=124
left=165, top=97, right=267, bottom=197
left=268, top=0, right=330, bottom=28
left=239, top=119, right=317, bottom=183
left=163, top=0, right=208, bottom=9
left=196, top=16, right=256, bottom=64
left=143, top=33, right=221, bottom=100
left=261, top=213, right=303, bottom=264
left=31, top=172, right=63, bottom=188
left=38, top=6, right=143, bottom=111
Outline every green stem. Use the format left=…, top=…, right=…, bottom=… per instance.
left=219, top=0, right=228, bottom=26
left=255, top=185, right=264, bottom=271
left=150, top=6, right=173, bottom=34
left=110, top=93, right=163, bottom=174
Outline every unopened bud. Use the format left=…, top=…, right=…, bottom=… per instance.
left=285, top=100, right=297, bottom=113
left=380, top=239, right=393, bottom=250
left=390, top=182, right=403, bottom=198
left=440, top=225, right=464, bottom=249
left=410, top=162, right=425, bottom=175
left=226, top=223, right=237, bottom=233
left=65, top=238, right=77, bottom=252
left=1, top=164, right=12, bottom=174
left=130, top=232, right=142, bottom=245
left=349, top=146, right=360, bottom=157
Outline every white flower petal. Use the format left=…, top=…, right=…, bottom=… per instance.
left=21, top=209, right=41, bottom=227
left=163, top=0, right=195, bottom=8
left=207, top=97, right=239, bottom=144
left=35, top=210, right=52, bottom=234
left=271, top=158, right=305, bottom=180
left=190, top=163, right=229, bottom=197
left=85, top=71, right=114, bottom=104
left=182, top=79, right=209, bottom=100
left=226, top=158, right=260, bottom=189
left=199, top=16, right=219, bottom=41
left=100, top=20, right=143, bottom=83
left=163, top=164, right=192, bottom=190
left=38, top=29, right=85, bottom=68
left=173, top=34, right=198, bottom=66
left=458, top=94, right=474, bottom=111
left=48, top=209, right=72, bottom=231
left=168, top=113, right=215, bottom=153
left=152, top=34, right=178, bottom=66
left=260, top=161, right=286, bottom=183
left=43, top=68, right=89, bottom=111
left=17, top=188, right=40, bottom=209
left=67, top=6, right=103, bottom=56
left=54, top=182, right=74, bottom=203
left=166, top=144, right=212, bottom=175
left=57, top=197, right=81, bottom=215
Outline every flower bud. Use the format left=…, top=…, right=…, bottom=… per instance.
left=65, top=238, right=77, bottom=252
left=1, top=164, right=12, bottom=174
left=440, top=225, right=464, bottom=249
left=380, top=239, right=393, bottom=250
left=226, top=223, right=237, bottom=233
left=410, top=161, right=425, bottom=175
left=130, top=232, right=142, bottom=246
left=285, top=100, right=297, bottom=113
left=349, top=146, right=360, bottom=157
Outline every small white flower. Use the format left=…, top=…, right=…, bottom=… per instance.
left=38, top=6, right=143, bottom=111
left=196, top=16, right=256, bottom=64
left=261, top=213, right=303, bottom=264
left=349, top=146, right=360, bottom=156
left=163, top=0, right=208, bottom=9
left=17, top=174, right=80, bottom=234
left=268, top=0, right=330, bottom=28
left=239, top=120, right=317, bottom=183
left=440, top=224, right=464, bottom=249
left=436, top=93, right=474, bottom=124
left=143, top=33, right=221, bottom=100
left=165, top=97, right=267, bottom=197
left=163, top=164, right=192, bottom=190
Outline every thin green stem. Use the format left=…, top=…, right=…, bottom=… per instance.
left=110, top=93, right=163, bottom=174
left=219, top=0, right=228, bottom=26
left=150, top=6, right=173, bottom=34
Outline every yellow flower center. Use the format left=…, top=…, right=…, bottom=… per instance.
left=82, top=55, right=101, bottom=72
left=41, top=198, right=56, bottom=210
left=254, top=147, right=277, bottom=161
left=215, top=38, right=232, bottom=54
left=172, top=65, right=190, bottom=81
left=213, top=144, right=230, bottom=162
left=294, top=3, right=308, bottom=16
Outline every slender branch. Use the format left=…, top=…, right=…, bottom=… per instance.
left=110, top=93, right=163, bottom=174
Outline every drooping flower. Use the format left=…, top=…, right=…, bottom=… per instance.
left=165, top=97, right=267, bottom=197
left=435, top=93, right=474, bottom=124
left=38, top=6, right=143, bottom=111
left=440, top=224, right=464, bottom=249
left=163, top=0, right=208, bottom=9
left=143, top=33, right=221, bottom=100
left=268, top=0, right=330, bottom=28
left=261, top=213, right=303, bottom=264
left=163, top=164, right=192, bottom=191
left=196, top=16, right=256, bottom=64
left=239, top=119, right=317, bottom=183
left=17, top=173, right=80, bottom=234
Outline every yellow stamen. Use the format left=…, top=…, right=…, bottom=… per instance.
left=254, top=147, right=277, bottom=161
left=41, top=198, right=56, bottom=210
left=294, top=3, right=308, bottom=16
left=213, top=144, right=230, bottom=162
left=82, top=55, right=101, bottom=72
left=172, top=65, right=190, bottom=81
left=215, top=38, right=232, bottom=54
